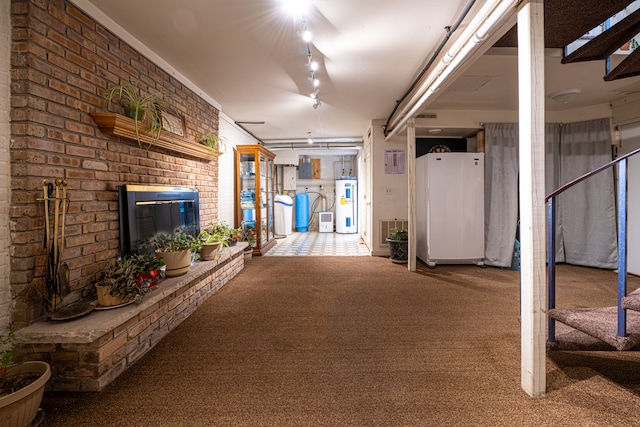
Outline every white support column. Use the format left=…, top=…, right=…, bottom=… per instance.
left=518, top=0, right=546, bottom=397
left=407, top=119, right=416, bottom=272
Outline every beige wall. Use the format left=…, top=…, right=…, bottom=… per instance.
left=370, top=119, right=409, bottom=256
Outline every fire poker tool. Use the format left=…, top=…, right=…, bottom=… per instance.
left=58, top=180, right=70, bottom=297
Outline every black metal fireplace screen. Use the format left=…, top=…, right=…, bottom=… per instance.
left=118, top=185, right=200, bottom=256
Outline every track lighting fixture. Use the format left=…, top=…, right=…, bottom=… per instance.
left=308, top=132, right=313, bottom=144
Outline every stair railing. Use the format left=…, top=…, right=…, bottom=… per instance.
left=547, top=146, right=640, bottom=343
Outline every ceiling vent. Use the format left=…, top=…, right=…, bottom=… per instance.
left=417, top=113, right=437, bottom=119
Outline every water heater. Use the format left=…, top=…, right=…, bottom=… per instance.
left=335, top=178, right=357, bottom=234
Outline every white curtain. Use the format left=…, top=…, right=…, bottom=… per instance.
left=484, top=118, right=616, bottom=268
left=558, top=118, right=617, bottom=268
left=484, top=123, right=519, bottom=267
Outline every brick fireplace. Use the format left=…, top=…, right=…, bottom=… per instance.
left=9, top=0, right=223, bottom=328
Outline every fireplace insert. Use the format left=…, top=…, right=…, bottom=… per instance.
left=118, top=185, right=200, bottom=256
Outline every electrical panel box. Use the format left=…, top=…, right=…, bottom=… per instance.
left=283, top=166, right=297, bottom=191
left=299, top=162, right=312, bottom=179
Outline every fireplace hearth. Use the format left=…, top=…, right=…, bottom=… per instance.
left=118, top=185, right=200, bottom=256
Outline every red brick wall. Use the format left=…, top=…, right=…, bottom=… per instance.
left=10, top=0, right=220, bottom=327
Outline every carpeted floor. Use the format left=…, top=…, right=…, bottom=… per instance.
left=40, top=257, right=640, bottom=426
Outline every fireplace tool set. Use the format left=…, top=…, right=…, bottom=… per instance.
left=40, top=178, right=70, bottom=312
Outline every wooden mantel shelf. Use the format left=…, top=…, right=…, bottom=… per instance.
left=90, top=112, right=220, bottom=161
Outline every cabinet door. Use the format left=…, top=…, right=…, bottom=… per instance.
left=239, top=152, right=257, bottom=248
left=258, top=154, right=269, bottom=246
left=266, top=158, right=274, bottom=241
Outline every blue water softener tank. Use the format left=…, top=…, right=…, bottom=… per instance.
left=295, top=193, right=309, bottom=232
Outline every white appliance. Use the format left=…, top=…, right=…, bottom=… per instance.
left=274, top=194, right=293, bottom=235
left=416, top=153, right=484, bottom=267
left=319, top=212, right=333, bottom=233
left=335, top=178, right=357, bottom=233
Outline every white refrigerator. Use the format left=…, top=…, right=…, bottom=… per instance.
left=416, top=153, right=484, bottom=267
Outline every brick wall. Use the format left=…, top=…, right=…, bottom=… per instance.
left=10, top=0, right=221, bottom=328
left=1, top=0, right=11, bottom=334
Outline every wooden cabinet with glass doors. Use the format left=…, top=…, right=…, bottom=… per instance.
left=235, top=144, right=276, bottom=255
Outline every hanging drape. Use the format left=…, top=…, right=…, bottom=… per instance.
left=484, top=118, right=616, bottom=268
left=558, top=118, right=617, bottom=268
left=484, top=123, right=519, bottom=267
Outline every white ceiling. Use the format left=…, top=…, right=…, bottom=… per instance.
left=79, top=0, right=640, bottom=144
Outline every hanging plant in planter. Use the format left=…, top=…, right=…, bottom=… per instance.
left=103, top=80, right=168, bottom=149
left=386, top=227, right=408, bottom=264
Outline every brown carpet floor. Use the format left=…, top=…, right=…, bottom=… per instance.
left=40, top=257, right=640, bottom=426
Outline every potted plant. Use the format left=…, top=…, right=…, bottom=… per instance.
left=386, top=227, right=408, bottom=264
left=103, top=80, right=168, bottom=149
left=197, top=130, right=219, bottom=156
left=153, top=230, right=199, bottom=277
left=130, top=253, right=165, bottom=290
left=94, top=256, right=153, bottom=307
left=197, top=226, right=227, bottom=261
left=0, top=332, right=51, bottom=427
left=242, top=226, right=257, bottom=261
left=198, top=222, right=240, bottom=261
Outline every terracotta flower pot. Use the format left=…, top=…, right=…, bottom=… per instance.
left=0, top=361, right=51, bottom=427
left=157, top=249, right=191, bottom=277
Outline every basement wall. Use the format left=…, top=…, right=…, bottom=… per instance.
left=9, top=0, right=221, bottom=328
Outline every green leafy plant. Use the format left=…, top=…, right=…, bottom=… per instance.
left=1, top=332, right=16, bottom=373
left=242, top=226, right=257, bottom=247
left=197, top=130, right=219, bottom=155
left=103, top=80, right=168, bottom=149
left=1, top=332, right=21, bottom=397
left=388, top=227, right=408, bottom=241
left=129, top=253, right=165, bottom=273
left=154, top=230, right=200, bottom=253
left=199, top=222, right=242, bottom=244
left=95, top=256, right=153, bottom=303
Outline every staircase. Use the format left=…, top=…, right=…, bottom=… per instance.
left=547, top=147, right=640, bottom=351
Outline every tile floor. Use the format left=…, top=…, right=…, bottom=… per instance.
left=264, top=232, right=370, bottom=256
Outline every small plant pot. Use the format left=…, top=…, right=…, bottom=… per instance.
left=124, top=106, right=143, bottom=121
left=243, top=248, right=253, bottom=261
left=95, top=285, right=128, bottom=307
left=200, top=242, right=222, bottom=261
left=386, top=238, right=408, bottom=264
left=157, top=249, right=191, bottom=277
left=0, top=361, right=51, bottom=427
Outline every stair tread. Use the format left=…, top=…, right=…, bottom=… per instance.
left=549, top=306, right=640, bottom=351
left=622, top=288, right=640, bottom=311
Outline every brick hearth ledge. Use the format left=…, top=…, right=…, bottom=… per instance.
left=14, top=243, right=248, bottom=392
